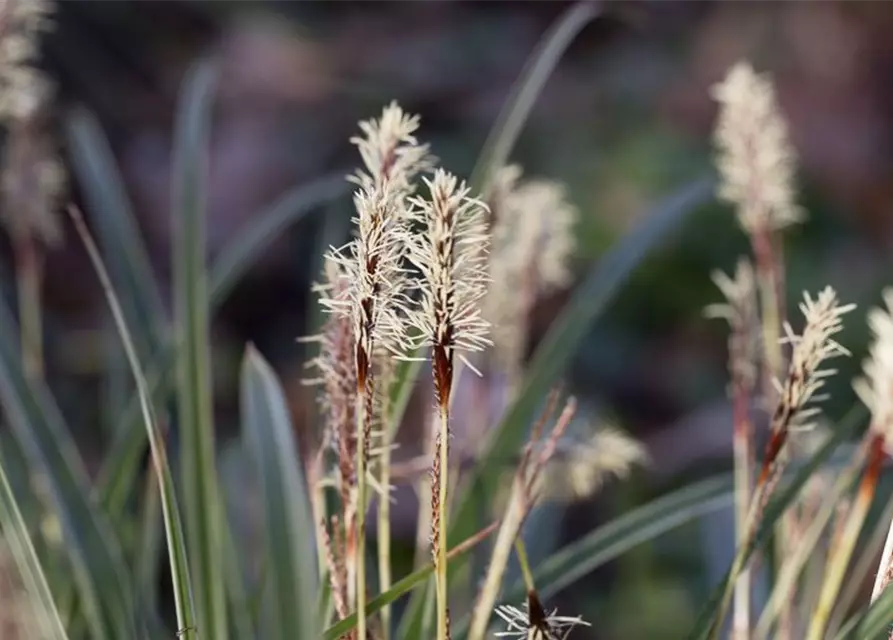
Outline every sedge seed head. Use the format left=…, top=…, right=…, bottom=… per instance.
left=712, top=60, right=804, bottom=233
left=775, top=287, right=854, bottom=432
left=854, top=289, right=893, bottom=451
left=405, top=168, right=492, bottom=363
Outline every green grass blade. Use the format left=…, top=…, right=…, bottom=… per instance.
left=172, top=58, right=228, bottom=640
left=451, top=474, right=734, bottom=638
left=97, top=178, right=345, bottom=525
left=0, top=300, right=135, bottom=640
left=222, top=524, right=257, bottom=640
left=0, top=460, right=68, bottom=640
left=469, top=0, right=602, bottom=195
left=69, top=206, right=197, bottom=638
left=395, top=577, right=435, bottom=640
left=687, top=409, right=863, bottom=640
left=833, top=578, right=893, bottom=640
left=240, top=347, right=319, bottom=640
left=521, top=475, right=732, bottom=601
left=209, top=174, right=347, bottom=309
left=135, top=470, right=162, bottom=624
left=65, top=107, right=167, bottom=362
left=448, top=177, right=714, bottom=551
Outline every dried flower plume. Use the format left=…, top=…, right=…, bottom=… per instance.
left=712, top=61, right=803, bottom=233
left=406, top=168, right=491, bottom=404
left=0, top=0, right=54, bottom=122
left=705, top=259, right=760, bottom=390
left=538, top=425, right=648, bottom=501
left=485, top=165, right=576, bottom=374
left=494, top=592, right=590, bottom=639
left=854, top=288, right=893, bottom=451
left=350, top=100, right=434, bottom=197
left=773, top=287, right=854, bottom=434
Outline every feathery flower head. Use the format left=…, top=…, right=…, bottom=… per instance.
left=712, top=60, right=803, bottom=234
left=0, top=0, right=55, bottom=122
left=538, top=425, right=648, bottom=501
left=494, top=592, right=590, bottom=639
left=350, top=100, right=434, bottom=197
left=304, top=262, right=357, bottom=485
left=323, top=181, right=414, bottom=372
left=854, top=289, right=893, bottom=451
left=407, top=168, right=491, bottom=404
left=705, top=259, right=760, bottom=388
left=774, top=287, right=854, bottom=432
left=485, top=165, right=576, bottom=373
left=0, top=117, right=65, bottom=244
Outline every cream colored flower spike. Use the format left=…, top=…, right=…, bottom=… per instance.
left=0, top=0, right=55, bottom=122
left=776, top=287, right=855, bottom=432
left=854, top=289, right=893, bottom=451
left=712, top=61, right=803, bottom=233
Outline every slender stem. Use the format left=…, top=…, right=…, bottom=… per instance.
left=806, top=435, right=885, bottom=640
left=754, top=436, right=869, bottom=639
left=872, top=493, right=893, bottom=603
left=355, top=389, right=369, bottom=640
left=467, top=480, right=527, bottom=640
left=434, top=407, right=450, bottom=640
left=732, top=413, right=752, bottom=640
left=514, top=538, right=535, bottom=593
left=14, top=232, right=44, bottom=381
left=377, top=413, right=393, bottom=640
left=752, top=227, right=797, bottom=638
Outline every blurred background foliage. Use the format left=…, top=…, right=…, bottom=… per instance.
left=4, top=1, right=893, bottom=637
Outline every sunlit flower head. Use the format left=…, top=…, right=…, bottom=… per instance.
left=712, top=60, right=803, bottom=233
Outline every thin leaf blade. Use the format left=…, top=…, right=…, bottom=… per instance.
left=241, top=347, right=319, bottom=640
left=172, top=58, right=228, bottom=640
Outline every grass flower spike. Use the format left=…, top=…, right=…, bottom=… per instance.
left=485, top=165, right=576, bottom=378
left=407, top=168, right=490, bottom=639
left=854, top=289, right=893, bottom=604
left=771, top=287, right=854, bottom=438
left=712, top=61, right=802, bottom=234
left=0, top=0, right=55, bottom=123
left=320, top=101, right=429, bottom=638
left=493, top=592, right=590, bottom=639
left=706, top=259, right=760, bottom=640
left=350, top=100, right=434, bottom=196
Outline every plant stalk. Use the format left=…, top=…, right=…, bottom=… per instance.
left=731, top=379, right=753, bottom=639
left=434, top=407, right=450, bottom=640
left=377, top=412, right=393, bottom=640
left=806, top=434, right=885, bottom=640
left=14, top=232, right=44, bottom=381
left=355, top=386, right=369, bottom=639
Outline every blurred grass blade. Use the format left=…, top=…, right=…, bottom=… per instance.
left=240, top=347, right=319, bottom=639
left=469, top=0, right=601, bottom=194
left=69, top=205, right=197, bottom=638
left=395, top=577, right=435, bottom=640
left=209, top=173, right=347, bottom=308
left=687, top=410, right=863, bottom=640
left=0, top=300, right=135, bottom=640
left=450, top=474, right=734, bottom=638
left=172, top=58, right=228, bottom=640
left=136, top=470, right=162, bottom=623
left=222, top=525, right=257, bottom=640
left=97, top=176, right=346, bottom=523
left=0, top=461, right=68, bottom=640
left=448, top=177, right=714, bottom=550
left=522, top=475, right=731, bottom=601
left=66, top=108, right=167, bottom=362
left=833, top=578, right=893, bottom=640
